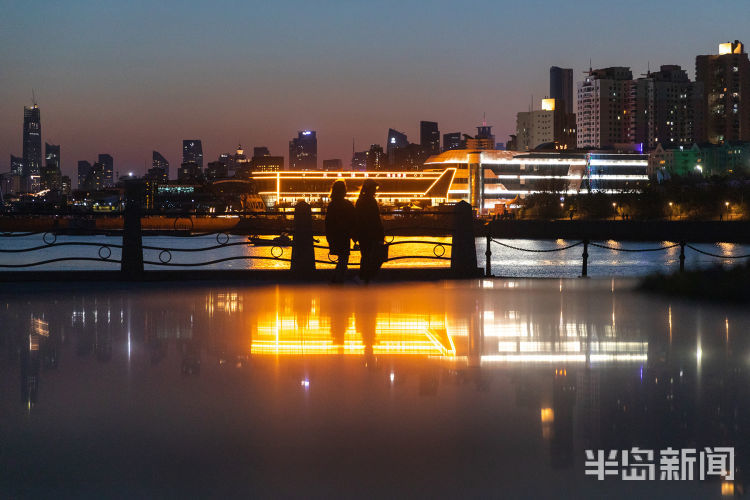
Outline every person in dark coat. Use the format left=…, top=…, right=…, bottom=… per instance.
left=325, top=180, right=355, bottom=283
left=354, top=179, right=385, bottom=283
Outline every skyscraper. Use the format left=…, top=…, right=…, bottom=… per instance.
left=634, top=65, right=704, bottom=149
left=42, top=143, right=62, bottom=191
left=386, top=128, right=408, bottom=164
left=98, top=154, right=114, bottom=187
left=10, top=155, right=23, bottom=176
left=182, top=140, right=204, bottom=170
left=420, top=121, right=440, bottom=156
left=22, top=103, right=42, bottom=191
left=77, top=161, right=92, bottom=190
left=696, top=40, right=750, bottom=143
left=443, top=132, right=464, bottom=151
left=45, top=143, right=60, bottom=170
left=515, top=99, right=576, bottom=151
left=576, top=67, right=633, bottom=149
left=289, top=130, right=317, bottom=170
left=152, top=151, right=169, bottom=180
left=550, top=66, right=574, bottom=115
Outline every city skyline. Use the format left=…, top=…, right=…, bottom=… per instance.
left=1, top=1, right=749, bottom=179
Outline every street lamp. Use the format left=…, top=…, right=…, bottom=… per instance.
left=725, top=201, right=730, bottom=221
left=612, top=202, right=617, bottom=221
left=668, top=201, right=673, bottom=221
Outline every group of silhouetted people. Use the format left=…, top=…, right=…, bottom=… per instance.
left=324, top=179, right=385, bottom=283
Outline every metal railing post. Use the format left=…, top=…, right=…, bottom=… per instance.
left=679, top=241, right=685, bottom=272
left=291, top=200, right=315, bottom=276
left=121, top=180, right=144, bottom=279
left=485, top=226, right=492, bottom=277
left=580, top=239, right=589, bottom=278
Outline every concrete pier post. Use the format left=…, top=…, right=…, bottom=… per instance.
left=451, top=201, right=478, bottom=278
left=121, top=180, right=144, bottom=278
left=580, top=239, right=589, bottom=278
left=291, top=200, right=315, bottom=276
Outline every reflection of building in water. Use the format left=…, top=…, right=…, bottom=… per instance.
left=253, top=311, right=459, bottom=356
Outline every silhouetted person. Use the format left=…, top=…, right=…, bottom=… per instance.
left=325, top=180, right=355, bottom=283
left=355, top=179, right=385, bottom=283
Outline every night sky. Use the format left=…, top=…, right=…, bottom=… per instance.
left=1, top=0, right=748, bottom=179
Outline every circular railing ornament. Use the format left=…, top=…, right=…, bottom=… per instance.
left=98, top=245, right=112, bottom=260
left=216, top=232, right=230, bottom=245
left=433, top=243, right=446, bottom=257
left=43, top=232, right=57, bottom=245
left=159, top=249, right=172, bottom=263
left=271, top=246, right=283, bottom=258
left=385, top=234, right=395, bottom=243
left=327, top=252, right=338, bottom=263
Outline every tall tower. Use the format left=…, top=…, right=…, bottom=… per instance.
left=419, top=121, right=440, bottom=156
left=98, top=154, right=114, bottom=187
left=696, top=40, right=750, bottom=143
left=22, top=100, right=42, bottom=191
left=182, top=140, right=204, bottom=170
left=288, top=130, right=317, bottom=170
left=550, top=66, right=574, bottom=115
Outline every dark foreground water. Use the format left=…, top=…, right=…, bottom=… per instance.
left=1, top=279, right=748, bottom=498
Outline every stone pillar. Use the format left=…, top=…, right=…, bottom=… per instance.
left=121, top=180, right=144, bottom=278
left=451, top=200, right=477, bottom=278
left=291, top=200, right=315, bottom=276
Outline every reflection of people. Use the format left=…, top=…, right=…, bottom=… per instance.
left=325, top=180, right=355, bottom=283
left=355, top=179, right=385, bottom=283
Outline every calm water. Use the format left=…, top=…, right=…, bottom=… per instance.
left=1, top=233, right=748, bottom=277
left=1, top=279, right=748, bottom=498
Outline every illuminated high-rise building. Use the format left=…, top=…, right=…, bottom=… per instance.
left=366, top=144, right=386, bottom=171
left=152, top=151, right=169, bottom=180
left=42, top=143, right=62, bottom=191
left=289, top=130, right=317, bottom=170
left=420, top=121, right=440, bottom=156
left=386, top=129, right=408, bottom=165
left=98, top=154, right=114, bottom=187
left=550, top=66, right=574, bottom=115
left=10, top=155, right=23, bottom=176
left=442, top=132, right=464, bottom=151
left=22, top=103, right=42, bottom=191
left=696, top=40, right=750, bottom=143
left=77, top=160, right=92, bottom=189
left=182, top=140, right=204, bottom=170
left=576, top=67, right=633, bottom=149
left=516, top=99, right=576, bottom=151
left=633, top=65, right=704, bottom=149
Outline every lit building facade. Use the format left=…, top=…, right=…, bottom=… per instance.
left=550, top=66, right=574, bottom=115
left=250, top=169, right=456, bottom=207
left=182, top=140, right=204, bottom=170
left=420, top=121, right=440, bottom=156
left=97, top=154, right=114, bottom=187
left=289, top=130, right=317, bottom=170
left=576, top=67, right=633, bottom=149
left=22, top=104, right=42, bottom=192
left=443, top=132, right=464, bottom=151
left=152, top=150, right=169, bottom=180
left=425, top=149, right=649, bottom=212
left=515, top=98, right=576, bottom=151
left=696, top=40, right=750, bottom=143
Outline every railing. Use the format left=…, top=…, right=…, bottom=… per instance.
left=482, top=231, right=750, bottom=278
left=0, top=198, right=476, bottom=278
